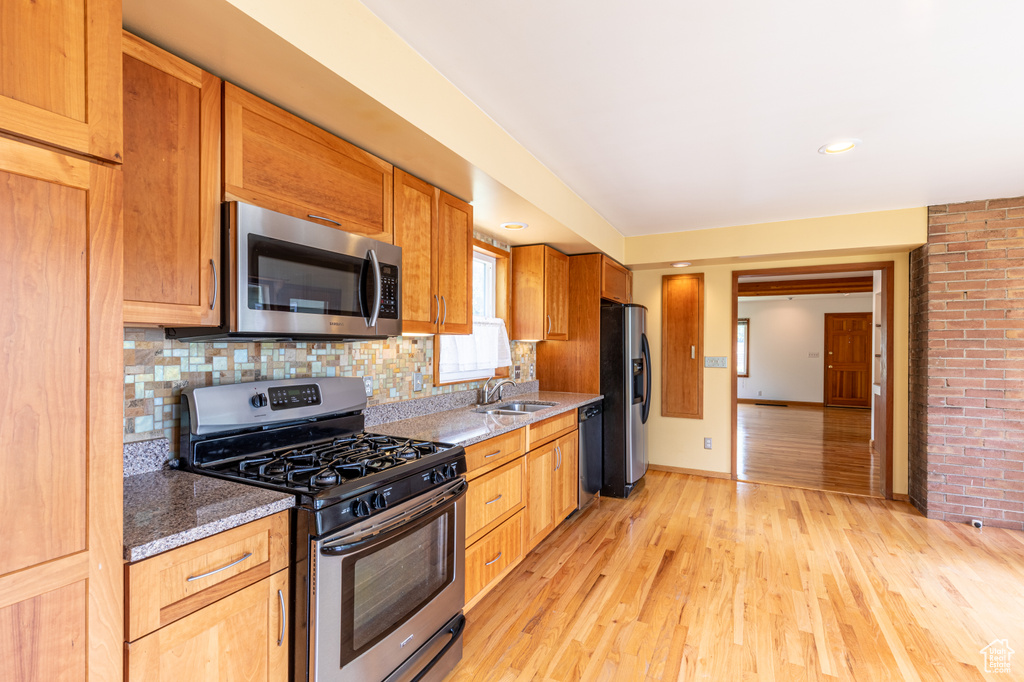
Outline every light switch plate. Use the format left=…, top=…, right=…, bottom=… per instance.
left=704, top=356, right=728, bottom=368
left=530, top=364, right=535, bottom=379
left=413, top=373, right=423, bottom=392
left=808, top=352, right=820, bottom=358
left=514, top=365, right=522, bottom=380
left=362, top=376, right=373, bottom=397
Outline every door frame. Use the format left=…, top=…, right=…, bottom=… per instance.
left=823, top=312, right=873, bottom=408
left=731, top=261, right=895, bottom=499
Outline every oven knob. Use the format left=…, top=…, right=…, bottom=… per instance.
left=371, top=493, right=388, bottom=510
left=250, top=392, right=268, bottom=408
left=444, top=463, right=459, bottom=479
left=431, top=469, right=446, bottom=484
left=352, top=499, right=371, bottom=517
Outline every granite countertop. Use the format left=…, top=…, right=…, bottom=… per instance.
left=367, top=391, right=603, bottom=446
left=123, top=470, right=294, bottom=563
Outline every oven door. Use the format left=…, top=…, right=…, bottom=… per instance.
left=310, top=478, right=467, bottom=682
left=232, top=201, right=402, bottom=338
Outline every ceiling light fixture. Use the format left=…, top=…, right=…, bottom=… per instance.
left=500, top=221, right=528, bottom=230
left=818, top=139, right=860, bottom=155
left=671, top=262, right=691, bottom=268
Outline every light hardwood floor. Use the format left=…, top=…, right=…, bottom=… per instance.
left=737, top=403, right=881, bottom=497
left=450, top=471, right=1024, bottom=681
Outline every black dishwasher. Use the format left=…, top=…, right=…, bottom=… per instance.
left=578, top=402, right=603, bottom=510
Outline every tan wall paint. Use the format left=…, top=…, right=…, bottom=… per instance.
left=626, top=207, right=927, bottom=266
left=634, top=251, right=911, bottom=495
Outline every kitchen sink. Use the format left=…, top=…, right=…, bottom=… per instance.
left=473, top=401, right=557, bottom=415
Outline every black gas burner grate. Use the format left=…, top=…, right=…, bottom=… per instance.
left=217, top=432, right=443, bottom=491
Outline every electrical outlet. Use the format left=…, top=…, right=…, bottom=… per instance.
left=757, top=390, right=762, bottom=397
left=362, top=376, right=373, bottom=397
left=704, top=438, right=713, bottom=450
left=514, top=365, right=522, bottom=380
left=413, top=373, right=423, bottom=392
left=530, top=364, right=535, bottom=379
left=704, top=356, right=728, bottom=368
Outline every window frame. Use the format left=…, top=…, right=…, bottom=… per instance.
left=736, top=317, right=750, bottom=378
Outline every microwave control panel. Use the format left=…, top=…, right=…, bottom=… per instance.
left=379, top=263, right=399, bottom=319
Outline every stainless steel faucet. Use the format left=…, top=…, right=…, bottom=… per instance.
left=481, top=377, right=517, bottom=405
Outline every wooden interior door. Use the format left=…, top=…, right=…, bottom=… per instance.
left=393, top=169, right=438, bottom=334
left=0, top=138, right=123, bottom=682
left=436, top=191, right=473, bottom=335
left=824, top=313, right=872, bottom=407
left=543, top=247, right=569, bottom=340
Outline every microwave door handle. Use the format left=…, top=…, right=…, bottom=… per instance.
left=367, top=248, right=382, bottom=328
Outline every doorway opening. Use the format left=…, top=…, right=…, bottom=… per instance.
left=730, top=263, right=895, bottom=499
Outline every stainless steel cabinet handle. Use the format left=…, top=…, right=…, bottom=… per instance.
left=209, top=259, right=218, bottom=310
left=691, top=345, right=695, bottom=359
left=308, top=214, right=341, bottom=226
left=484, top=450, right=502, bottom=459
left=432, top=294, right=439, bottom=325
left=441, top=296, right=448, bottom=326
left=186, top=552, right=252, bottom=582
left=485, top=494, right=503, bottom=505
left=547, top=315, right=552, bottom=335
left=485, top=551, right=503, bottom=566
left=277, top=588, right=286, bottom=646
left=555, top=445, right=561, bottom=471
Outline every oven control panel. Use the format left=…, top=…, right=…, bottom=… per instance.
left=267, top=383, right=322, bottom=411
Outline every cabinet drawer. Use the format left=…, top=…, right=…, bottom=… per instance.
left=126, top=511, right=289, bottom=641
left=464, top=428, right=526, bottom=478
left=466, top=457, right=524, bottom=545
left=527, top=411, right=576, bottom=450
left=466, top=511, right=523, bottom=604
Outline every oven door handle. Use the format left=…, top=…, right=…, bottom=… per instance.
left=319, top=478, right=467, bottom=555
left=382, top=613, right=466, bottom=682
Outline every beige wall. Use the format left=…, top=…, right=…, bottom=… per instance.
left=634, top=251, right=911, bottom=494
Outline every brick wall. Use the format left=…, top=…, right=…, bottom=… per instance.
left=908, top=196, right=1024, bottom=530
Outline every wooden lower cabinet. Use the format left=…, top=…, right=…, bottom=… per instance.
left=126, top=570, right=289, bottom=682
left=466, top=458, right=524, bottom=545
left=465, top=511, right=524, bottom=603
left=526, top=430, right=579, bottom=552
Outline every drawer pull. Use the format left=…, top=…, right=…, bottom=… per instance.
left=484, top=450, right=502, bottom=459
left=485, top=494, right=503, bottom=505
left=277, top=589, right=287, bottom=647
left=186, top=552, right=253, bottom=582
left=485, top=551, right=503, bottom=566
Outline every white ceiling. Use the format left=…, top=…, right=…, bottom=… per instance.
left=359, top=0, right=1024, bottom=237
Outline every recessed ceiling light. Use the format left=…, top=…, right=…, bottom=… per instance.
left=818, top=139, right=860, bottom=155
left=671, top=262, right=691, bottom=268
left=500, top=221, right=528, bottom=230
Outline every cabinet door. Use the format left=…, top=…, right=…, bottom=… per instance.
left=662, top=273, right=705, bottom=419
left=553, top=431, right=579, bottom=523
left=394, top=169, right=438, bottom=334
left=543, top=247, right=569, bottom=340
left=122, top=33, right=222, bottom=326
left=600, top=256, right=630, bottom=304
left=0, top=138, right=123, bottom=682
left=0, top=0, right=121, bottom=161
left=510, top=245, right=545, bottom=341
left=437, top=191, right=473, bottom=335
left=525, top=442, right=556, bottom=551
left=223, top=83, right=394, bottom=242
left=127, top=572, right=289, bottom=682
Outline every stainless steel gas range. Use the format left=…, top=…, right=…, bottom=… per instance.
left=180, top=377, right=467, bottom=682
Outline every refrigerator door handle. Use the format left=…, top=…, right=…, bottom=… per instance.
left=641, top=333, right=652, bottom=424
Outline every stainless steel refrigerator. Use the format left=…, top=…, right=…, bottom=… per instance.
left=600, top=303, right=650, bottom=498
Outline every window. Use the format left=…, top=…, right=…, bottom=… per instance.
left=436, top=245, right=512, bottom=384
left=737, top=318, right=749, bottom=378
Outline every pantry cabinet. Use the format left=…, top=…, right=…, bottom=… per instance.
left=122, top=32, right=222, bottom=326
left=511, top=245, right=569, bottom=341
left=223, top=83, right=394, bottom=242
left=0, top=137, right=123, bottom=682
left=124, top=512, right=290, bottom=682
left=0, top=0, right=122, bottom=162
left=393, top=169, right=473, bottom=335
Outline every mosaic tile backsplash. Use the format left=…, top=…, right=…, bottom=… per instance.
left=124, top=328, right=536, bottom=456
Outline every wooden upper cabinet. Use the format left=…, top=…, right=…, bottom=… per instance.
left=662, top=273, right=704, bottom=419
left=437, top=191, right=473, bottom=335
left=0, top=0, right=121, bottom=162
left=511, top=244, right=569, bottom=341
left=393, top=169, right=473, bottom=335
left=223, top=83, right=394, bottom=242
left=0, top=137, right=124, bottom=682
left=600, top=256, right=631, bottom=304
left=122, top=32, right=222, bottom=327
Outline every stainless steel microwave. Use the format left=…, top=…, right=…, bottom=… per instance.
left=166, top=202, right=402, bottom=342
